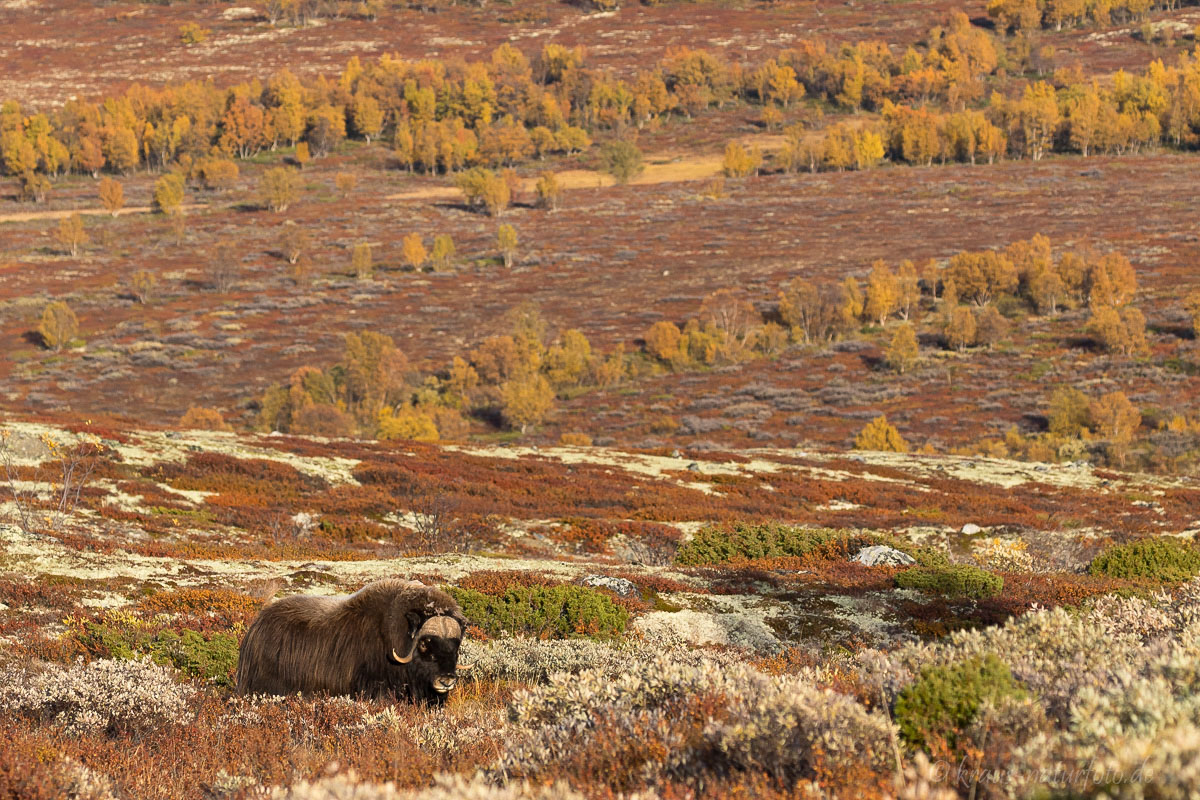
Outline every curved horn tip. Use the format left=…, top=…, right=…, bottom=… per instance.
left=391, top=647, right=414, bottom=664
left=456, top=661, right=474, bottom=672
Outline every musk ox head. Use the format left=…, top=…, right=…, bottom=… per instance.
left=385, top=589, right=470, bottom=703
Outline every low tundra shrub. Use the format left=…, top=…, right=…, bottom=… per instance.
left=459, top=634, right=714, bottom=685
left=449, top=585, right=628, bottom=639
left=675, top=523, right=940, bottom=567
left=0, top=658, right=192, bottom=736
left=68, top=610, right=239, bottom=684
left=269, top=773, right=584, bottom=800
left=149, top=629, right=239, bottom=686
left=859, top=581, right=1200, bottom=797
left=893, top=653, right=1028, bottom=751
left=1088, top=537, right=1200, bottom=582
left=895, top=565, right=1003, bottom=599
left=502, top=657, right=897, bottom=793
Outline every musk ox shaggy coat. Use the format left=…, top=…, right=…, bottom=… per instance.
left=234, top=579, right=468, bottom=703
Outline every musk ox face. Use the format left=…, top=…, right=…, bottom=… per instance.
left=387, top=608, right=470, bottom=704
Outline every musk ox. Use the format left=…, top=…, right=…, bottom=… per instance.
left=234, top=579, right=470, bottom=704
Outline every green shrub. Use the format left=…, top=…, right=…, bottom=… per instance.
left=1088, top=537, right=1200, bottom=582
left=77, top=619, right=151, bottom=660
left=149, top=630, right=239, bottom=686
left=600, top=139, right=644, bottom=184
left=449, top=585, right=628, bottom=639
left=894, top=653, right=1027, bottom=751
left=895, top=565, right=1003, bottom=599
left=674, top=523, right=943, bottom=567
left=73, top=617, right=238, bottom=685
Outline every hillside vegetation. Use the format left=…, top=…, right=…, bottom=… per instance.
left=4, top=0, right=1200, bottom=796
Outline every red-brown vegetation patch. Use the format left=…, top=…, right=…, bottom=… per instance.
left=149, top=452, right=326, bottom=498
left=135, top=588, right=264, bottom=631
left=113, top=479, right=195, bottom=511
left=550, top=517, right=683, bottom=555
left=0, top=577, right=86, bottom=637
left=981, top=572, right=1150, bottom=616
left=0, top=691, right=498, bottom=800
left=456, top=570, right=564, bottom=594
left=894, top=570, right=1144, bottom=639
left=0, top=575, right=83, bottom=613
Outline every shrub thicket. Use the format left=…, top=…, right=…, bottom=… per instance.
left=0, top=658, right=193, bottom=736
left=1088, top=537, right=1200, bottom=582
left=893, top=653, right=1027, bottom=750
left=895, top=565, right=1004, bottom=599
left=148, top=630, right=239, bottom=686
left=449, top=585, right=628, bottom=639
left=675, top=523, right=939, bottom=567
left=70, top=613, right=240, bottom=685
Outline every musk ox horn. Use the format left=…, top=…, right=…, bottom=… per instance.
left=392, top=614, right=463, bottom=665
left=456, top=661, right=474, bottom=672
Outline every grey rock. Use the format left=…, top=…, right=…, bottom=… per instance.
left=853, top=545, right=916, bottom=567
left=579, top=575, right=639, bottom=598
left=961, top=523, right=983, bottom=535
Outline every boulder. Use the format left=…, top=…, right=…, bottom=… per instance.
left=578, top=575, right=639, bottom=598
left=961, top=523, right=982, bottom=535
left=853, top=545, right=916, bottom=568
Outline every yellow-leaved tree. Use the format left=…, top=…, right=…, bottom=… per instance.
left=884, top=323, right=919, bottom=374
left=377, top=406, right=439, bottom=442
left=497, top=224, right=518, bottom=268
left=944, top=306, right=977, bottom=352
left=431, top=234, right=456, bottom=271
left=153, top=173, right=185, bottom=215
left=179, top=407, right=233, bottom=432
left=1089, top=391, right=1140, bottom=445
left=864, top=261, right=899, bottom=326
left=854, top=415, right=909, bottom=452
left=54, top=213, right=88, bottom=256
left=535, top=171, right=561, bottom=211
left=98, top=178, right=124, bottom=216
left=544, top=329, right=592, bottom=388
left=352, top=242, right=373, bottom=280
left=500, top=373, right=554, bottom=434
left=260, top=167, right=300, bottom=212
left=402, top=233, right=427, bottom=271
left=37, top=301, right=79, bottom=351
left=1047, top=386, right=1091, bottom=437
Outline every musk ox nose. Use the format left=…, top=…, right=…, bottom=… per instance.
left=432, top=675, right=457, bottom=694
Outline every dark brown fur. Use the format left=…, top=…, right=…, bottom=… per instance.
left=234, top=579, right=466, bottom=703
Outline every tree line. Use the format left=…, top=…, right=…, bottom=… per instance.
left=5, top=17, right=1200, bottom=202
